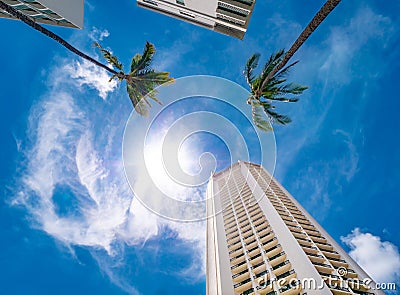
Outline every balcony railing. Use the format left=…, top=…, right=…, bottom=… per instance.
left=229, top=246, right=242, bottom=255
left=231, top=259, right=247, bottom=270
left=279, top=279, right=300, bottom=293
left=232, top=268, right=249, bottom=279
left=272, top=260, right=290, bottom=271
left=251, top=261, right=265, bottom=270
left=249, top=252, right=262, bottom=261
left=313, top=261, right=333, bottom=268
left=307, top=232, right=323, bottom=238
left=226, top=227, right=238, bottom=236
left=265, top=243, right=281, bottom=254
left=301, top=244, right=318, bottom=251
left=228, top=239, right=241, bottom=248
left=227, top=235, right=240, bottom=242
left=327, top=284, right=351, bottom=292
left=269, top=251, right=285, bottom=261
left=276, top=269, right=295, bottom=280
left=241, top=227, right=253, bottom=236
left=230, top=0, right=254, bottom=7
left=234, top=277, right=252, bottom=288
left=241, top=287, right=254, bottom=295
left=254, top=269, right=268, bottom=279
left=351, top=290, right=374, bottom=295
left=328, top=256, right=347, bottom=263
left=321, top=248, right=340, bottom=255
left=246, top=245, right=259, bottom=254
left=247, top=206, right=259, bottom=215
left=292, top=231, right=307, bottom=237
left=296, top=236, right=312, bottom=243
left=230, top=252, right=245, bottom=262
left=260, top=233, right=275, bottom=242
left=225, top=221, right=237, bottom=229
left=306, top=252, right=324, bottom=259
left=319, top=272, right=340, bottom=279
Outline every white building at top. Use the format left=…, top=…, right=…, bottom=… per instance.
left=136, top=0, right=256, bottom=39
left=0, top=0, right=84, bottom=28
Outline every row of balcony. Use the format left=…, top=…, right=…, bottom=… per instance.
left=233, top=260, right=295, bottom=294
left=231, top=243, right=283, bottom=274
left=228, top=224, right=272, bottom=248
left=224, top=208, right=264, bottom=229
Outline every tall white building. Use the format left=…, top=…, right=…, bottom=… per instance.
left=206, top=161, right=384, bottom=295
left=136, top=0, right=256, bottom=39
left=0, top=0, right=84, bottom=28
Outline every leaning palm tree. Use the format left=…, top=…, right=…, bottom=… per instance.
left=245, top=50, right=308, bottom=131
left=0, top=1, right=173, bottom=115
left=262, top=0, right=341, bottom=90
left=247, top=0, right=341, bottom=131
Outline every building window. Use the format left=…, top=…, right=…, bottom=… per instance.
left=176, top=0, right=184, bottom=5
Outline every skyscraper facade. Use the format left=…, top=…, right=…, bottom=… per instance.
left=0, top=0, right=84, bottom=28
left=206, top=161, right=384, bottom=295
left=136, top=0, right=255, bottom=39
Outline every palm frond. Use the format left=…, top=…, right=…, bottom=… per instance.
left=244, top=53, right=260, bottom=87
left=251, top=101, right=273, bottom=132
left=262, top=96, right=299, bottom=103
left=274, top=82, right=308, bottom=95
left=131, top=70, right=174, bottom=84
left=127, top=83, right=150, bottom=116
left=243, top=50, right=306, bottom=128
left=264, top=108, right=292, bottom=125
left=94, top=42, right=123, bottom=71
left=260, top=82, right=307, bottom=102
left=258, top=50, right=285, bottom=86
left=130, top=41, right=156, bottom=73
left=262, top=49, right=285, bottom=76
left=273, top=60, right=299, bottom=81
left=124, top=42, right=174, bottom=115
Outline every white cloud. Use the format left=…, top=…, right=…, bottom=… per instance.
left=89, top=27, right=110, bottom=42
left=320, top=6, right=393, bottom=83
left=64, top=59, right=118, bottom=100
left=342, top=228, right=400, bottom=284
left=154, top=30, right=199, bottom=72
left=13, top=55, right=207, bottom=293
left=276, top=5, right=395, bottom=203
left=14, top=90, right=131, bottom=254
left=291, top=165, right=332, bottom=221
left=333, top=129, right=359, bottom=181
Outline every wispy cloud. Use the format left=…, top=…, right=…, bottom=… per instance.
left=64, top=59, right=118, bottom=100
left=333, top=129, right=359, bottom=182
left=320, top=6, right=394, bottom=83
left=287, top=128, right=361, bottom=220
left=273, top=5, right=396, bottom=223
left=88, top=27, right=110, bottom=42
left=11, top=29, right=206, bottom=294
left=291, top=164, right=332, bottom=220
left=276, top=5, right=395, bottom=180
left=342, top=228, right=400, bottom=284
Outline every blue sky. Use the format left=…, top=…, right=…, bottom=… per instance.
left=0, top=0, right=399, bottom=294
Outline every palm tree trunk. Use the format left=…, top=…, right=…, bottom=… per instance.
left=0, top=1, right=118, bottom=75
left=261, top=0, right=341, bottom=90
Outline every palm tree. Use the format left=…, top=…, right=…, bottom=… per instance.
left=246, top=0, right=341, bottom=131
left=245, top=50, right=308, bottom=131
left=0, top=1, right=173, bottom=115
left=94, top=42, right=173, bottom=116
left=262, top=0, right=341, bottom=90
